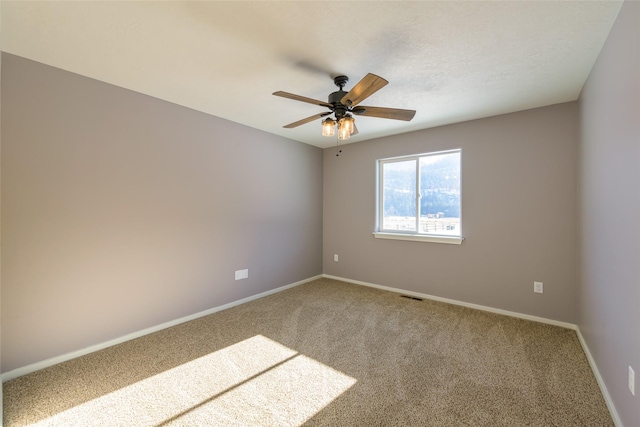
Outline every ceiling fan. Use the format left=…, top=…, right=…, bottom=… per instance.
left=273, top=73, right=416, bottom=141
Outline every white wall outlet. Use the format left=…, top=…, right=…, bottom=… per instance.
left=334, top=254, right=339, bottom=262
left=235, top=269, right=248, bottom=280
left=534, top=281, right=544, bottom=293
left=629, top=366, right=635, bottom=396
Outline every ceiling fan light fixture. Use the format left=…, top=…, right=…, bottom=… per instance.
left=337, top=121, right=351, bottom=141
left=322, top=118, right=336, bottom=137
left=342, top=115, right=355, bottom=135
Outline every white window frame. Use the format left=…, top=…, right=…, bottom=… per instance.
left=374, top=149, right=463, bottom=245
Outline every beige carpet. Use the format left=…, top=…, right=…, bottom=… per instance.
left=3, top=278, right=613, bottom=426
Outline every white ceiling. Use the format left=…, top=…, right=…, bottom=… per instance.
left=1, top=1, right=623, bottom=148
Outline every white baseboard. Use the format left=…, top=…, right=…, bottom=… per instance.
left=2, top=273, right=622, bottom=427
left=323, top=274, right=577, bottom=329
left=1, top=275, right=322, bottom=383
left=575, top=329, right=623, bottom=427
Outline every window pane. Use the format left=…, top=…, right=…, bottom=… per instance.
left=382, top=160, right=416, bottom=232
left=419, top=152, right=460, bottom=236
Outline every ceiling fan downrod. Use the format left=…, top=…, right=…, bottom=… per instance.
left=328, top=75, right=350, bottom=120
left=333, top=75, right=349, bottom=89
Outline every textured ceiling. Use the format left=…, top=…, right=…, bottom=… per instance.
left=1, top=1, right=623, bottom=148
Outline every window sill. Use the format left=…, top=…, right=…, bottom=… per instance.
left=373, top=232, right=464, bottom=245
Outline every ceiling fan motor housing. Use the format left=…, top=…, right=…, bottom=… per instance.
left=328, top=75, right=351, bottom=119
left=328, top=90, right=349, bottom=119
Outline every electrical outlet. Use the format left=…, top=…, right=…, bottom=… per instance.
left=235, top=269, right=248, bottom=280
left=334, top=254, right=339, bottom=262
left=534, top=281, right=543, bottom=293
left=630, top=366, right=635, bottom=396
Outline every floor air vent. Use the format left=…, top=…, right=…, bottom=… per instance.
left=400, top=295, right=423, bottom=301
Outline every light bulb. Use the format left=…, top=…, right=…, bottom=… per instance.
left=338, top=122, right=351, bottom=140
left=342, top=116, right=355, bottom=134
left=322, top=118, right=336, bottom=137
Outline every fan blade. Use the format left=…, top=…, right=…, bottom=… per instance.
left=273, top=91, right=333, bottom=109
left=283, top=112, right=331, bottom=129
left=353, top=106, right=416, bottom=121
left=340, top=73, right=388, bottom=107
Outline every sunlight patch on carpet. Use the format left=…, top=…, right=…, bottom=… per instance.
left=28, top=335, right=356, bottom=426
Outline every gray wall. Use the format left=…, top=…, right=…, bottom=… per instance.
left=323, top=102, right=578, bottom=323
left=578, top=2, right=640, bottom=426
left=0, top=53, right=323, bottom=373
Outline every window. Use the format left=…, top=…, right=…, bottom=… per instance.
left=375, top=149, right=462, bottom=244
